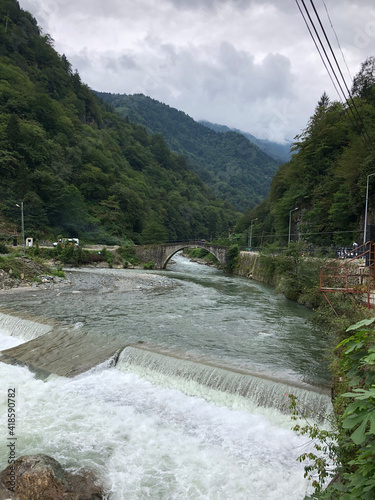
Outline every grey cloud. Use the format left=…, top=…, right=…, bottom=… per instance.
left=164, top=0, right=299, bottom=14
left=17, top=0, right=375, bottom=142
left=157, top=41, right=294, bottom=103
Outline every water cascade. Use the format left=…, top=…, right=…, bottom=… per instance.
left=117, top=345, right=332, bottom=421
left=0, top=259, right=333, bottom=498
left=0, top=311, right=53, bottom=341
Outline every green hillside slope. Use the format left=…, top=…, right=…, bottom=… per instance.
left=96, top=92, right=280, bottom=212
left=0, top=0, right=239, bottom=245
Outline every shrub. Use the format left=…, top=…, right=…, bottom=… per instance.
left=100, top=247, right=114, bottom=267
left=291, top=318, right=375, bottom=498
left=51, top=269, right=65, bottom=278
left=227, top=244, right=239, bottom=271
left=0, top=243, right=8, bottom=254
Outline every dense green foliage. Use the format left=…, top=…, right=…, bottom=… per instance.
left=236, top=72, right=375, bottom=247
left=0, top=0, right=239, bottom=245
left=96, top=92, right=280, bottom=212
left=290, top=318, right=375, bottom=499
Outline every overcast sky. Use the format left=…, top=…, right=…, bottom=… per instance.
left=18, top=0, right=375, bottom=143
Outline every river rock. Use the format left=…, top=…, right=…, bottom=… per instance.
left=0, top=455, right=104, bottom=499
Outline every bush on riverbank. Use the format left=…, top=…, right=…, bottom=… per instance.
left=291, top=318, right=375, bottom=498
left=182, top=248, right=220, bottom=266
left=236, top=243, right=371, bottom=328
left=0, top=254, right=61, bottom=289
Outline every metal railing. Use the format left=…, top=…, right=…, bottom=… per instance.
left=320, top=242, right=375, bottom=311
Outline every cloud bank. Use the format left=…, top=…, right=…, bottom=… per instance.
left=19, top=0, right=375, bottom=142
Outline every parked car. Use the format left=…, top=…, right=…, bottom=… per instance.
left=53, top=238, right=79, bottom=247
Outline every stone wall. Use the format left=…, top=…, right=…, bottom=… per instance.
left=236, top=251, right=261, bottom=279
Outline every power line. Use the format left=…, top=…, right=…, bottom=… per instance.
left=308, top=0, right=375, bottom=149
left=251, top=228, right=362, bottom=239
left=298, top=0, right=349, bottom=102
left=295, top=0, right=360, bottom=135
left=321, top=0, right=353, bottom=82
left=294, top=0, right=342, bottom=100
left=295, top=0, right=375, bottom=150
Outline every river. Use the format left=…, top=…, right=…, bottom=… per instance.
left=0, top=253, right=332, bottom=499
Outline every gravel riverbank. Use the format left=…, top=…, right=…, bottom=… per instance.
left=0, top=259, right=178, bottom=294
left=64, top=267, right=179, bottom=294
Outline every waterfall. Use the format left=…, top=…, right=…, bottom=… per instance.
left=117, top=345, right=332, bottom=422
left=0, top=311, right=53, bottom=342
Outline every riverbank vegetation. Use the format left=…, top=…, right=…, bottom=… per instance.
left=0, top=250, right=66, bottom=289
left=289, top=318, right=375, bottom=499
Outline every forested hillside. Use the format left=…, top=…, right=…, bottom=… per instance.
left=96, top=92, right=280, bottom=212
left=0, top=0, right=239, bottom=245
left=235, top=64, right=375, bottom=248
left=199, top=120, right=292, bottom=164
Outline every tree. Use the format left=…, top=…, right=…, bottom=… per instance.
left=352, top=56, right=375, bottom=102
left=140, top=217, right=168, bottom=244
left=5, top=114, right=20, bottom=149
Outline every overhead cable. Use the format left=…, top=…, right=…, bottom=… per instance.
left=321, top=0, right=353, bottom=82
left=295, top=0, right=375, bottom=150
left=308, top=0, right=374, bottom=149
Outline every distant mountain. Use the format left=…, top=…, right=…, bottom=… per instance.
left=199, top=120, right=292, bottom=164
left=96, top=92, right=280, bottom=212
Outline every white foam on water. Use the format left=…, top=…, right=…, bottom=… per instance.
left=0, top=333, right=24, bottom=350
left=116, top=346, right=333, bottom=425
left=0, top=312, right=53, bottom=342
left=0, top=361, right=324, bottom=500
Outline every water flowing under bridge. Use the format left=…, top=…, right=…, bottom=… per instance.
left=134, top=241, right=229, bottom=269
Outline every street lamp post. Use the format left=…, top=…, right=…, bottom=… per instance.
left=16, top=202, right=25, bottom=257
left=248, top=218, right=258, bottom=250
left=364, top=173, right=375, bottom=245
left=288, top=207, right=298, bottom=245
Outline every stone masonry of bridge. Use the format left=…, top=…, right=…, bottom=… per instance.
left=133, top=242, right=229, bottom=269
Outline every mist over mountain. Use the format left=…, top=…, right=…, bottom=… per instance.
left=96, top=92, right=280, bottom=212
left=199, top=120, right=292, bottom=164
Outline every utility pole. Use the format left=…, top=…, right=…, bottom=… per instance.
left=288, top=207, right=298, bottom=245
left=16, top=202, right=25, bottom=257
left=248, top=218, right=258, bottom=250
left=364, top=173, right=375, bottom=245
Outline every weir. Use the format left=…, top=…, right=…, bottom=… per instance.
left=117, top=345, right=333, bottom=422
left=0, top=311, right=332, bottom=421
left=0, top=311, right=53, bottom=341
left=0, top=312, right=126, bottom=377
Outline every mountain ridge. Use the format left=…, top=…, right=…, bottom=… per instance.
left=198, top=120, right=292, bottom=164
left=96, top=92, right=281, bottom=212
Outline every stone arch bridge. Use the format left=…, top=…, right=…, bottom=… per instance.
left=133, top=241, right=229, bottom=269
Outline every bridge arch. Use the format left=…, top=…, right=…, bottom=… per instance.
left=133, top=242, right=229, bottom=269
left=162, top=244, right=227, bottom=269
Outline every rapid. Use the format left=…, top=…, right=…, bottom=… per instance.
left=0, top=253, right=332, bottom=499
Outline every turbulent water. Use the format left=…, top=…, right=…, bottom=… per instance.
left=0, top=253, right=332, bottom=499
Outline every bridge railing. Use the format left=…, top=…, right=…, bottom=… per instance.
left=162, top=240, right=229, bottom=249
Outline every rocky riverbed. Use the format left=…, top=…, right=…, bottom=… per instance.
left=0, top=257, right=67, bottom=292
left=0, top=257, right=178, bottom=294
